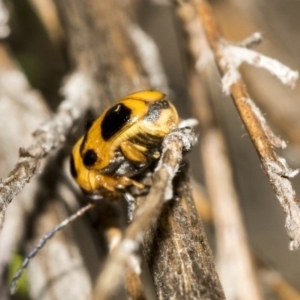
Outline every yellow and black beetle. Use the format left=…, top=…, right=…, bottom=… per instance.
left=10, top=91, right=180, bottom=292
left=70, top=90, right=179, bottom=198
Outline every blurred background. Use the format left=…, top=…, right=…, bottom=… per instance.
left=1, top=0, right=300, bottom=299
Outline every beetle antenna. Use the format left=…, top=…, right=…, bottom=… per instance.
left=10, top=203, right=95, bottom=295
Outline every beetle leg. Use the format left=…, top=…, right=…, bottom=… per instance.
left=90, top=171, right=144, bottom=193
left=120, top=141, right=148, bottom=164
left=89, top=172, right=118, bottom=192
left=117, top=176, right=144, bottom=189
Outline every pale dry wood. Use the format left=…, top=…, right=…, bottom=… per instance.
left=53, top=0, right=150, bottom=108
left=26, top=198, right=94, bottom=300
left=30, top=0, right=64, bottom=45
left=1, top=1, right=230, bottom=299
left=177, top=3, right=263, bottom=297
left=179, top=0, right=300, bottom=250
left=0, top=70, right=97, bottom=231
left=188, top=67, right=262, bottom=299
left=201, top=130, right=262, bottom=300
left=93, top=205, right=146, bottom=300
left=0, top=44, right=50, bottom=299
left=0, top=43, right=93, bottom=299
left=53, top=2, right=153, bottom=299
left=127, top=22, right=170, bottom=94
left=55, top=2, right=224, bottom=299
left=0, top=0, right=9, bottom=38
left=191, top=179, right=212, bottom=222
left=0, top=0, right=149, bottom=297
left=260, top=268, right=300, bottom=300
left=142, top=162, right=225, bottom=300
left=93, top=128, right=199, bottom=300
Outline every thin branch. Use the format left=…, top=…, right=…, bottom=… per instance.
left=142, top=168, right=226, bottom=299
left=186, top=64, right=263, bottom=299
left=0, top=44, right=51, bottom=299
left=26, top=199, right=93, bottom=300
left=138, top=128, right=225, bottom=298
left=29, top=0, right=64, bottom=45
left=125, top=269, right=147, bottom=300
left=0, top=71, right=97, bottom=231
left=220, top=42, right=298, bottom=95
left=53, top=0, right=149, bottom=103
left=93, top=128, right=198, bottom=300
left=183, top=0, right=300, bottom=250
left=260, top=268, right=300, bottom=300
left=96, top=207, right=147, bottom=300
left=202, top=129, right=262, bottom=300
left=127, top=22, right=170, bottom=94
left=191, top=179, right=212, bottom=222
left=0, top=0, right=9, bottom=38
left=10, top=203, right=95, bottom=294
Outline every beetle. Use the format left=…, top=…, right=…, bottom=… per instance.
left=70, top=90, right=179, bottom=199
left=10, top=91, right=180, bottom=292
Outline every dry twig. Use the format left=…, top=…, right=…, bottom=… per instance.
left=177, top=3, right=263, bottom=297
left=93, top=128, right=198, bottom=300
left=260, top=268, right=300, bottom=300
left=29, top=0, right=64, bottom=45
left=10, top=203, right=95, bottom=295
left=0, top=0, right=9, bottom=38
left=0, top=71, right=97, bottom=233
left=187, top=64, right=263, bottom=299
left=127, top=22, right=170, bottom=94
left=0, top=44, right=51, bottom=300
left=179, top=0, right=300, bottom=250
left=202, top=129, right=262, bottom=300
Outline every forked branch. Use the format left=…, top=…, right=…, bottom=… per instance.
left=180, top=0, right=300, bottom=250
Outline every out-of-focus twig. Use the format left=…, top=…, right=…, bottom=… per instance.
left=202, top=129, right=263, bottom=300
left=53, top=0, right=149, bottom=104
left=93, top=128, right=198, bottom=300
left=0, top=8, right=95, bottom=296
left=188, top=66, right=262, bottom=299
left=180, top=5, right=262, bottom=292
left=0, top=71, right=97, bottom=233
left=260, top=268, right=300, bottom=300
left=0, top=0, right=9, bottom=38
left=0, top=43, right=50, bottom=300
left=29, top=0, right=64, bottom=45
left=191, top=179, right=212, bottom=222
left=179, top=0, right=300, bottom=250
left=177, top=2, right=263, bottom=297
left=125, top=270, right=146, bottom=300
left=10, top=203, right=95, bottom=294
left=92, top=203, right=146, bottom=300
left=26, top=199, right=93, bottom=300
left=142, top=161, right=226, bottom=299
left=127, top=22, right=170, bottom=94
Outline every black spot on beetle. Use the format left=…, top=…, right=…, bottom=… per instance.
left=70, top=155, right=78, bottom=178
left=101, top=103, right=131, bottom=140
left=83, top=149, right=98, bottom=166
left=144, top=99, right=170, bottom=122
